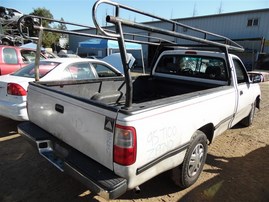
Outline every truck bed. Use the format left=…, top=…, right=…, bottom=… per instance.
left=34, top=75, right=224, bottom=110
left=132, top=76, right=222, bottom=103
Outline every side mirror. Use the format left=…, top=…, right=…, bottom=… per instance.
left=249, top=73, right=263, bottom=83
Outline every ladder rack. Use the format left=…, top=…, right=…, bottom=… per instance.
left=17, top=15, right=176, bottom=47
left=92, top=0, right=244, bottom=52
left=92, top=0, right=244, bottom=108
left=17, top=0, right=245, bottom=109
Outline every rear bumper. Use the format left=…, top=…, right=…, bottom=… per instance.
left=17, top=121, right=127, bottom=200
left=0, top=100, right=28, bottom=121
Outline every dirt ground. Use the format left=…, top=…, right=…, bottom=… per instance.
left=0, top=82, right=269, bottom=202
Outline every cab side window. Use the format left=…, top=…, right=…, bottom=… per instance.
left=233, top=58, right=248, bottom=84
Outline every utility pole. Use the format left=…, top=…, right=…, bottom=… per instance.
left=193, top=2, right=197, bottom=17
left=218, top=1, right=223, bottom=14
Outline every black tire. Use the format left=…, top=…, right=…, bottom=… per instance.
left=240, top=101, right=256, bottom=127
left=171, top=130, right=208, bottom=189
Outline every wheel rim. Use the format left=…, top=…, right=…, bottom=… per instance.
left=188, top=143, right=204, bottom=177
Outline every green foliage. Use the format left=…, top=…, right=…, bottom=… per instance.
left=29, top=8, right=67, bottom=48
left=29, top=7, right=53, bottom=27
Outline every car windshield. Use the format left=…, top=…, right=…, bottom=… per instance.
left=21, top=49, right=47, bottom=63
left=11, top=61, right=60, bottom=78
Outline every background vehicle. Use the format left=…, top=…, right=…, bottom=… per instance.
left=0, top=7, right=25, bottom=46
left=247, top=53, right=269, bottom=82
left=0, top=45, right=46, bottom=75
left=0, top=57, right=123, bottom=121
left=18, top=1, right=262, bottom=200
left=0, top=6, right=23, bottom=24
left=58, top=49, right=80, bottom=58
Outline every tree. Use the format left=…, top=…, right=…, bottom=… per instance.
left=29, top=8, right=62, bottom=48
left=58, top=18, right=67, bottom=35
left=29, top=7, right=53, bottom=27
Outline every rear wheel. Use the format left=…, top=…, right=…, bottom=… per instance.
left=171, top=130, right=208, bottom=188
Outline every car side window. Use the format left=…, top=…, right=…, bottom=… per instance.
left=64, top=62, right=96, bottom=80
left=92, top=63, right=118, bottom=77
left=233, top=58, right=248, bottom=84
left=3, top=48, right=18, bottom=64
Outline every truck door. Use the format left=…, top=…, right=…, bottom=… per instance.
left=231, top=57, right=254, bottom=125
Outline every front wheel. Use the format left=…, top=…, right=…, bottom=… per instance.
left=240, top=100, right=256, bottom=127
left=171, top=130, right=208, bottom=189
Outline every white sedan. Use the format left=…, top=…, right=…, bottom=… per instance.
left=0, top=57, right=123, bottom=121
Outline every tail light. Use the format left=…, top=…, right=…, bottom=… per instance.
left=7, top=83, right=27, bottom=96
left=114, top=124, right=137, bottom=166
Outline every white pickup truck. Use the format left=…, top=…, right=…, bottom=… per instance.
left=17, top=0, right=262, bottom=200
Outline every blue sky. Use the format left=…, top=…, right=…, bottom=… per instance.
left=2, top=0, right=269, bottom=27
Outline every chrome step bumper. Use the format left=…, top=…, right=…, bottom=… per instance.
left=18, top=121, right=127, bottom=200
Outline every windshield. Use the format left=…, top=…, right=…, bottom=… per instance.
left=11, top=61, right=60, bottom=78
left=21, top=49, right=46, bottom=63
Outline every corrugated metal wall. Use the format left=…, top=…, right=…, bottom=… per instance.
left=176, top=10, right=269, bottom=40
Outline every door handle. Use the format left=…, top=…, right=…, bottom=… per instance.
left=240, top=90, right=243, bottom=96
left=55, top=104, right=64, bottom=113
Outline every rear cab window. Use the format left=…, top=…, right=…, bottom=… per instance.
left=155, top=54, right=227, bottom=81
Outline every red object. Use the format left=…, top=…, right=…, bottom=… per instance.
left=0, top=45, right=46, bottom=75
left=113, top=124, right=137, bottom=166
left=7, top=83, right=27, bottom=96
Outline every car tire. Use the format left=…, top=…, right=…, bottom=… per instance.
left=171, top=130, right=208, bottom=189
left=240, top=100, right=256, bottom=127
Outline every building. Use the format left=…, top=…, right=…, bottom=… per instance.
left=69, top=8, right=269, bottom=70
left=171, top=8, right=269, bottom=70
